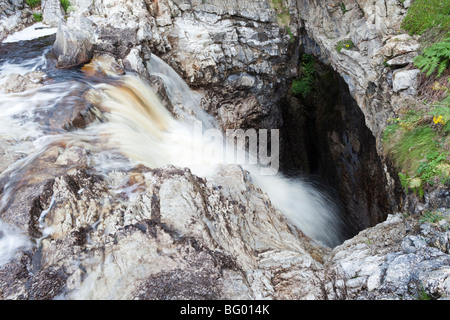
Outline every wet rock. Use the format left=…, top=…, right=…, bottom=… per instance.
left=148, top=75, right=176, bottom=116
left=0, top=154, right=328, bottom=299
left=0, top=73, right=43, bottom=93
left=52, top=15, right=95, bottom=68
left=63, top=0, right=295, bottom=129
left=55, top=0, right=155, bottom=74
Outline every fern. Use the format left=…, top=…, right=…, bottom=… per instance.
left=413, top=37, right=450, bottom=77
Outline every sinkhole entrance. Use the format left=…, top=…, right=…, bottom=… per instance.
left=279, top=56, right=401, bottom=241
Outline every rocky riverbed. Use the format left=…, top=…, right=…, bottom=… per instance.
left=0, top=0, right=449, bottom=300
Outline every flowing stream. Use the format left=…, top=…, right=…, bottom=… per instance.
left=0, top=30, right=345, bottom=269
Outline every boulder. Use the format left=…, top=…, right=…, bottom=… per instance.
left=392, top=68, right=420, bottom=94
left=386, top=52, right=418, bottom=67
left=52, top=15, right=94, bottom=68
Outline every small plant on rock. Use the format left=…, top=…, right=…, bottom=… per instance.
left=413, top=36, right=450, bottom=77
left=26, top=0, right=41, bottom=8
left=340, top=2, right=349, bottom=14
left=32, top=12, right=43, bottom=22
left=60, top=0, right=70, bottom=13
left=291, top=54, right=315, bottom=97
left=335, top=39, right=354, bottom=53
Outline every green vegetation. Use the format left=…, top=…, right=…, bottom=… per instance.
left=335, top=39, right=354, bottom=53
left=401, top=0, right=450, bottom=36
left=270, top=0, right=290, bottom=26
left=61, top=0, right=70, bottom=13
left=382, top=0, right=450, bottom=199
left=26, top=0, right=41, bottom=8
left=419, top=210, right=445, bottom=223
left=269, top=0, right=295, bottom=42
left=383, top=104, right=450, bottom=197
left=286, top=26, right=295, bottom=43
left=32, top=12, right=43, bottom=22
left=417, top=286, right=433, bottom=300
left=291, top=54, right=315, bottom=97
left=413, top=36, right=450, bottom=77
left=340, top=2, right=349, bottom=14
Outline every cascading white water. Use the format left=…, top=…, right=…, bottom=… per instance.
left=146, top=54, right=345, bottom=247
left=68, top=55, right=344, bottom=247
left=0, top=32, right=344, bottom=270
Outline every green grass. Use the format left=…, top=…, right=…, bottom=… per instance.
left=26, top=0, right=41, bottom=8
left=32, top=12, right=43, bottom=22
left=61, top=0, right=70, bottom=13
left=401, top=0, right=450, bottom=36
left=419, top=210, right=445, bottom=223
left=383, top=103, right=450, bottom=196
left=391, top=125, right=441, bottom=174
left=417, top=286, right=433, bottom=300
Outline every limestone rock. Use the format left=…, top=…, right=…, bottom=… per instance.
left=62, top=0, right=296, bottom=130
left=324, top=214, right=450, bottom=300
left=386, top=52, right=418, bottom=67
left=42, top=0, right=65, bottom=27
left=393, top=68, right=420, bottom=94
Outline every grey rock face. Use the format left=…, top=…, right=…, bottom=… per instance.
left=60, top=0, right=297, bottom=129
left=324, top=214, right=450, bottom=300
left=0, top=0, right=33, bottom=42
left=0, top=145, right=328, bottom=299
left=1, top=150, right=448, bottom=300
left=295, top=0, right=422, bottom=149
left=148, top=0, right=296, bottom=130
left=392, top=68, right=420, bottom=95
left=41, top=0, right=65, bottom=27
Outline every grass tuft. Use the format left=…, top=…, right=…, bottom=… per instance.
left=401, top=0, right=450, bottom=36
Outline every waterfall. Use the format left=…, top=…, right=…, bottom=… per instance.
left=69, top=55, right=345, bottom=247
left=147, top=54, right=345, bottom=247
left=0, top=37, right=344, bottom=269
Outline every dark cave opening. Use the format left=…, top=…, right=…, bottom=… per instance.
left=279, top=56, right=400, bottom=241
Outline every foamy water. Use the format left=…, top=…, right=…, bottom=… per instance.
left=0, top=220, right=32, bottom=267
left=2, top=23, right=57, bottom=43
left=0, top=36, right=345, bottom=271
left=68, top=57, right=345, bottom=247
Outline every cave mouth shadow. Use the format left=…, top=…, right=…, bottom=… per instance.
left=279, top=58, right=400, bottom=243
